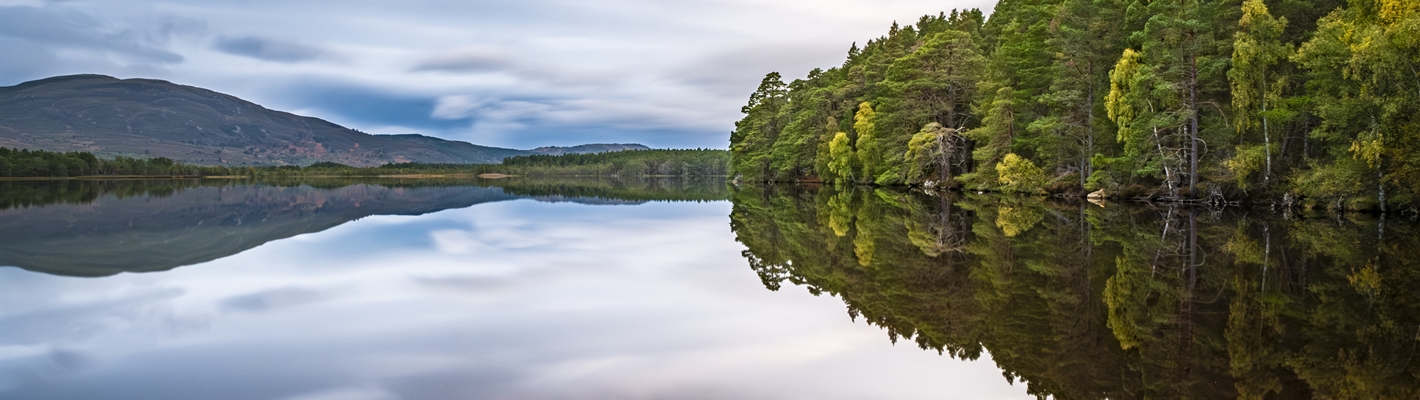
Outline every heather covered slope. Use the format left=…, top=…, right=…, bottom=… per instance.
left=0, top=75, right=531, bottom=166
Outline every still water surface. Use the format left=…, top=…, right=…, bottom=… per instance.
left=2, top=179, right=1418, bottom=399
left=0, top=179, right=1028, bottom=400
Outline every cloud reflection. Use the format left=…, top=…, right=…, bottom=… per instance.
left=0, top=200, right=1030, bottom=399
left=221, top=288, right=326, bottom=313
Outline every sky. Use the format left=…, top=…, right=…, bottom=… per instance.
left=0, top=0, right=997, bottom=149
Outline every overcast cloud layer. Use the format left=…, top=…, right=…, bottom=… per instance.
left=0, top=0, right=995, bottom=149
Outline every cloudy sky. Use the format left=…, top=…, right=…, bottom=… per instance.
left=0, top=0, right=996, bottom=149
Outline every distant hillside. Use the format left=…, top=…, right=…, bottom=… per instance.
left=530, top=143, right=650, bottom=155
left=0, top=75, right=536, bottom=167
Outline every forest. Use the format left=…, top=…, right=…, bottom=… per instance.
left=731, top=185, right=1419, bottom=399
left=728, top=0, right=1418, bottom=213
left=0, top=147, right=244, bottom=177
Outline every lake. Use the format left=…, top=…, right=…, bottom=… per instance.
left=1, top=178, right=1417, bottom=399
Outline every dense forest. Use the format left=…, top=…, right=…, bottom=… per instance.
left=728, top=0, right=1418, bottom=212
left=731, top=186, right=1419, bottom=399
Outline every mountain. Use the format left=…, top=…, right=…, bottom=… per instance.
left=0, top=75, right=637, bottom=167
left=529, top=143, right=650, bottom=155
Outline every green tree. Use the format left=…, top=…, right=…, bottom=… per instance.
left=1229, top=0, right=1292, bottom=187
left=995, top=153, right=1047, bottom=193
left=827, top=131, right=857, bottom=183
left=730, top=72, right=789, bottom=182
left=853, top=102, right=881, bottom=183
left=905, top=122, right=965, bottom=185
left=874, top=29, right=987, bottom=185
left=1294, top=0, right=1420, bottom=211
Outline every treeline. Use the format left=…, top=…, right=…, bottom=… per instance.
left=729, top=0, right=1418, bottom=212
left=499, top=149, right=729, bottom=177
left=489, top=177, right=729, bottom=202
left=0, top=148, right=729, bottom=179
left=731, top=185, right=1419, bottom=398
left=0, top=148, right=243, bottom=177
left=263, top=149, right=730, bottom=178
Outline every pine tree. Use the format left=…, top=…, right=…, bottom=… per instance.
left=730, top=72, right=789, bottom=181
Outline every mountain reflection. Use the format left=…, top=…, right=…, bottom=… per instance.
left=730, top=185, right=1420, bottom=399
left=0, top=178, right=727, bottom=277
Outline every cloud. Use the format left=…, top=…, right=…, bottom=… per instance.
left=410, top=46, right=616, bottom=88
left=213, top=35, right=328, bottom=63
left=0, top=5, right=185, bottom=63
left=411, top=46, right=512, bottom=73
left=430, top=95, right=486, bottom=120
left=280, top=386, right=396, bottom=400
left=670, top=42, right=848, bottom=96
left=271, top=81, right=471, bottom=133
left=0, top=37, right=58, bottom=82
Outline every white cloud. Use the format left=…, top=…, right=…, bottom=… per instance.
left=429, top=95, right=486, bottom=120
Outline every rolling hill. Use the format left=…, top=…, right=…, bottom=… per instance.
left=0, top=75, right=645, bottom=167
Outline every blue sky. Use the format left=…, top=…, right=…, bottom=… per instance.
left=0, top=0, right=994, bottom=149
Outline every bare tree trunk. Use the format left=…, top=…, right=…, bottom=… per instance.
left=1189, top=54, right=1200, bottom=199
left=1155, top=127, right=1177, bottom=195
left=937, top=132, right=952, bottom=184
left=1379, top=159, right=1386, bottom=213
left=1084, top=59, right=1096, bottom=189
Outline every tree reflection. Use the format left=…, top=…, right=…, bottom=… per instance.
left=730, top=185, right=1420, bottom=399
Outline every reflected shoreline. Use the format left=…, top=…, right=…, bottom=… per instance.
left=0, top=177, right=729, bottom=277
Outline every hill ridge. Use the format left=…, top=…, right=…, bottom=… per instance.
left=0, top=75, right=647, bottom=167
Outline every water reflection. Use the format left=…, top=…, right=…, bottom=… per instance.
left=0, top=179, right=1028, bottom=400
left=0, top=178, right=726, bottom=277
left=5, top=178, right=1417, bottom=399
left=729, top=185, right=1420, bottom=399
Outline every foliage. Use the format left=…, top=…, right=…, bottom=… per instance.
left=994, top=153, right=1046, bottom=193
left=727, top=0, right=1414, bottom=209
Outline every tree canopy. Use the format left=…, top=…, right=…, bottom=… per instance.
left=728, top=0, right=1418, bottom=212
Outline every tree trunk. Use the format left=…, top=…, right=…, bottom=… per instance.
left=1188, top=54, right=1200, bottom=199
left=1085, top=59, right=1096, bottom=189
left=937, top=131, right=953, bottom=185
left=1155, top=127, right=1177, bottom=195
left=1379, top=158, right=1386, bottom=213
